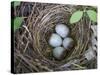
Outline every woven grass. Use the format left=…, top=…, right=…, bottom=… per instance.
left=14, top=2, right=96, bottom=73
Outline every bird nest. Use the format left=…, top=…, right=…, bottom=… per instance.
left=14, top=2, right=96, bottom=73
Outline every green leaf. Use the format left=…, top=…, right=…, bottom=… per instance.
left=86, top=10, right=97, bottom=22
left=14, top=17, right=24, bottom=31
left=70, top=11, right=83, bottom=24
left=14, top=1, right=21, bottom=8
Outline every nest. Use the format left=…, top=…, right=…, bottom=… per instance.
left=14, top=2, right=96, bottom=73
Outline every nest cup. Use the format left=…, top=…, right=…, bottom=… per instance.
left=15, top=4, right=90, bottom=72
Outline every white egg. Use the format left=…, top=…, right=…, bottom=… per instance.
left=53, top=47, right=66, bottom=60
left=55, top=24, right=69, bottom=38
left=49, top=33, right=62, bottom=47
left=63, top=37, right=74, bottom=50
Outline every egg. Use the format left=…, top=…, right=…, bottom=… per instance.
left=63, top=37, right=74, bottom=50
left=49, top=33, right=62, bottom=47
left=53, top=47, right=66, bottom=60
left=55, top=24, right=69, bottom=38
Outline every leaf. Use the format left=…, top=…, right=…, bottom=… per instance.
left=14, top=1, right=21, bottom=8
left=87, top=10, right=97, bottom=22
left=70, top=11, right=83, bottom=24
left=14, top=17, right=24, bottom=31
